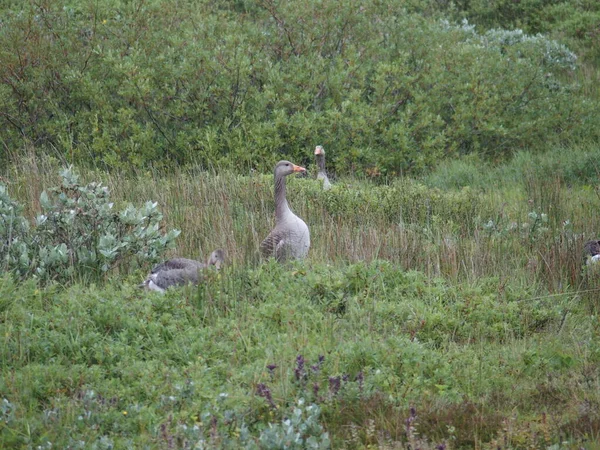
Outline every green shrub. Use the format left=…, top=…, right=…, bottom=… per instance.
left=450, top=0, right=600, bottom=63
left=0, top=1, right=596, bottom=175
left=0, top=167, right=179, bottom=284
left=256, top=400, right=330, bottom=450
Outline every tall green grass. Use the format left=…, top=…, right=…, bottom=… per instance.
left=4, top=146, right=598, bottom=291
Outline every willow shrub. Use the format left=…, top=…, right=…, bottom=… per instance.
left=0, top=0, right=596, bottom=175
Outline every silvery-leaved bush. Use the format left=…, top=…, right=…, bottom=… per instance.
left=257, top=400, right=330, bottom=449
left=0, top=167, right=179, bottom=284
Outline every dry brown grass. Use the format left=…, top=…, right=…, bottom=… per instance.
left=4, top=152, right=600, bottom=299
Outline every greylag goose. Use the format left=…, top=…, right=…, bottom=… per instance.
left=260, top=160, right=310, bottom=262
left=314, top=145, right=332, bottom=191
left=583, top=240, right=600, bottom=265
left=141, top=249, right=225, bottom=293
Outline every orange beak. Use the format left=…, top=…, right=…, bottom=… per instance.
left=314, top=146, right=323, bottom=155
left=292, top=164, right=306, bottom=173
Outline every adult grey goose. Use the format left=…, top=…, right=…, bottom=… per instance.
left=260, top=160, right=310, bottom=262
left=314, top=145, right=332, bottom=191
left=141, top=249, right=225, bottom=293
left=583, top=240, right=600, bottom=265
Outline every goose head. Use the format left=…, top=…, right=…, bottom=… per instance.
left=275, top=160, right=306, bottom=178
left=207, top=249, right=225, bottom=270
left=314, top=145, right=325, bottom=156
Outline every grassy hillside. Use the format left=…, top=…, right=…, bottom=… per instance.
left=2, top=147, right=600, bottom=447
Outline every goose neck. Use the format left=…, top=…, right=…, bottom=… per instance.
left=316, top=154, right=326, bottom=172
left=275, top=172, right=291, bottom=221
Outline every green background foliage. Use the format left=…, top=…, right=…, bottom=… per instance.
left=1, top=0, right=598, bottom=174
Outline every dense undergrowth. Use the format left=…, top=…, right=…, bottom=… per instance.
left=1, top=259, right=598, bottom=448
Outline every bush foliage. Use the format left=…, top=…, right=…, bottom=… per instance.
left=448, top=0, right=600, bottom=63
left=0, top=167, right=179, bottom=284
left=0, top=0, right=597, bottom=175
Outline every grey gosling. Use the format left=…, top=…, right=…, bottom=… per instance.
left=141, top=249, right=225, bottom=293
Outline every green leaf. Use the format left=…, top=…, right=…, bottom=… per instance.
left=40, top=191, right=52, bottom=210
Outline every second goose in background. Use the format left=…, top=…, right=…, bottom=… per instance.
left=314, top=145, right=331, bottom=191
left=260, top=160, right=310, bottom=262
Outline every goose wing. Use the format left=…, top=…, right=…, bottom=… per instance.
left=151, top=257, right=204, bottom=274
left=260, top=228, right=285, bottom=261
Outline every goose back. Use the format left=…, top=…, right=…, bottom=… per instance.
left=151, top=257, right=205, bottom=274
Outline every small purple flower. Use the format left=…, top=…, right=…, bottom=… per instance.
left=436, top=444, right=446, bottom=450
left=295, top=355, right=306, bottom=381
left=256, top=383, right=268, bottom=396
left=160, top=421, right=175, bottom=449
left=406, top=406, right=417, bottom=435
left=329, top=376, right=341, bottom=396
left=267, top=364, right=277, bottom=380
left=313, top=382, right=320, bottom=397
left=356, top=371, right=364, bottom=393
left=311, top=355, right=325, bottom=374
left=405, top=417, right=413, bottom=434
left=211, top=415, right=218, bottom=439
left=342, top=374, right=349, bottom=383
left=256, top=383, right=276, bottom=409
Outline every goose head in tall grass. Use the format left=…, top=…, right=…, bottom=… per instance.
left=140, top=248, right=225, bottom=293
left=314, top=145, right=332, bottom=191
left=260, top=160, right=310, bottom=262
